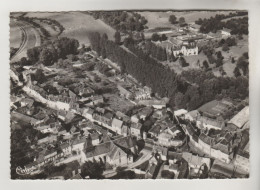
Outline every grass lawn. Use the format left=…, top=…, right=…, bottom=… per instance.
left=25, top=12, right=116, bottom=45
left=162, top=51, right=208, bottom=74
left=138, top=11, right=235, bottom=29
left=213, top=35, right=248, bottom=77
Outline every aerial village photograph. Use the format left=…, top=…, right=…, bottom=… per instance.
left=9, top=9, right=249, bottom=180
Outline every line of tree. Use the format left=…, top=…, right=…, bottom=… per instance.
left=234, top=52, right=249, bottom=77
left=28, top=17, right=65, bottom=35
left=24, top=37, right=79, bottom=66
left=88, top=32, right=248, bottom=111
left=143, top=40, right=167, bottom=61
left=17, top=16, right=51, bottom=39
left=90, top=11, right=148, bottom=32
left=151, top=33, right=168, bottom=42
left=195, top=12, right=248, bottom=35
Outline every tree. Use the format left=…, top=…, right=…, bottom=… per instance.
left=39, top=48, right=56, bottom=66
left=169, top=15, right=177, bottom=24
left=161, top=170, right=175, bottom=179
left=222, top=43, right=229, bottom=51
left=151, top=33, right=160, bottom=42
left=114, top=31, right=121, bottom=45
left=161, top=34, right=167, bottom=41
left=179, top=17, right=186, bottom=25
left=233, top=67, right=241, bottom=77
left=81, top=161, right=105, bottom=179
left=179, top=57, right=189, bottom=67
left=203, top=60, right=209, bottom=69
left=31, top=69, right=45, bottom=84
left=231, top=57, right=235, bottom=63
left=27, top=47, right=41, bottom=63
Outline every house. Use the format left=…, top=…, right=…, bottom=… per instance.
left=169, top=164, right=179, bottom=175
left=131, top=114, right=139, bottom=123
left=138, top=99, right=167, bottom=109
left=153, top=145, right=168, bottom=161
left=168, top=151, right=183, bottom=165
left=83, top=137, right=134, bottom=167
left=135, top=90, right=151, bottom=100
left=106, top=143, right=133, bottom=167
left=60, top=142, right=72, bottom=155
left=20, top=98, right=34, bottom=107
left=57, top=110, right=67, bottom=121
left=130, top=122, right=142, bottom=138
left=138, top=107, right=153, bottom=120
left=11, top=111, right=40, bottom=126
left=113, top=136, right=137, bottom=155
left=71, top=138, right=86, bottom=154
left=221, top=28, right=231, bottom=36
left=146, top=163, right=157, bottom=179
left=121, top=125, right=130, bottom=137
left=116, top=111, right=131, bottom=124
left=90, top=132, right=100, bottom=146
left=234, top=141, right=249, bottom=174
left=189, top=23, right=200, bottom=32
left=148, top=125, right=162, bottom=137
left=227, top=106, right=249, bottom=130
left=182, top=152, right=211, bottom=173
left=197, top=99, right=235, bottom=130
left=157, top=132, right=183, bottom=147
left=78, top=87, right=94, bottom=97
left=111, top=118, right=123, bottom=134
left=171, top=42, right=198, bottom=57
left=37, top=135, right=57, bottom=145
left=174, top=109, right=188, bottom=117
left=117, top=84, right=132, bottom=99
left=82, top=108, right=94, bottom=120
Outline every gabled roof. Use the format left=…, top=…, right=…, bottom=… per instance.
left=85, top=141, right=113, bottom=158
left=228, top=106, right=249, bottom=129
left=107, top=143, right=126, bottom=160
left=112, top=118, right=123, bottom=129
left=182, top=152, right=210, bottom=168
left=199, top=133, right=214, bottom=145
left=113, top=136, right=135, bottom=150
left=72, top=138, right=86, bottom=146
left=131, top=122, right=142, bottom=130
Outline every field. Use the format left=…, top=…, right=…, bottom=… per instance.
left=138, top=11, right=235, bottom=29
left=10, top=20, right=22, bottom=49
left=25, top=12, right=116, bottom=45
left=162, top=51, right=208, bottom=74
left=213, top=35, right=248, bottom=77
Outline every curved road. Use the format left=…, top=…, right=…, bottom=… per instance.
left=10, top=19, right=40, bottom=63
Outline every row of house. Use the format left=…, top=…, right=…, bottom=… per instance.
left=185, top=123, right=234, bottom=163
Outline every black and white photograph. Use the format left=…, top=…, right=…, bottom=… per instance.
left=2, top=0, right=260, bottom=189
left=9, top=9, right=250, bottom=180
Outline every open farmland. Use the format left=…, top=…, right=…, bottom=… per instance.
left=138, top=11, right=235, bottom=29
left=10, top=20, right=23, bottom=49
left=25, top=12, right=116, bottom=45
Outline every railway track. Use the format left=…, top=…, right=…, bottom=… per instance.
left=11, top=21, right=28, bottom=61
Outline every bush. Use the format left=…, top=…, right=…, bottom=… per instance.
left=161, top=170, right=175, bottom=179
